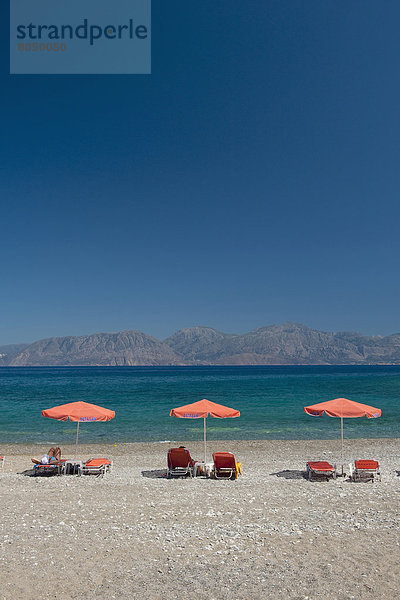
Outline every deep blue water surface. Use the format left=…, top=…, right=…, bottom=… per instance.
left=0, top=366, right=399, bottom=443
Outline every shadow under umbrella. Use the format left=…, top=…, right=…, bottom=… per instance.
left=141, top=469, right=167, bottom=479
left=270, top=469, right=307, bottom=480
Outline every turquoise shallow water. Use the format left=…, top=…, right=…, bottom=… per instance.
left=0, top=366, right=399, bottom=444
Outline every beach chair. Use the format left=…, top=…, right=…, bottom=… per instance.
left=349, top=460, right=381, bottom=482
left=31, top=447, right=64, bottom=474
left=306, top=461, right=336, bottom=481
left=212, top=452, right=242, bottom=480
left=167, top=447, right=196, bottom=478
left=80, top=458, right=112, bottom=477
left=33, top=460, right=65, bottom=476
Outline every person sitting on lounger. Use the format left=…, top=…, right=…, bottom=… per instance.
left=31, top=447, right=61, bottom=465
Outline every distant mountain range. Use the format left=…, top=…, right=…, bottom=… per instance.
left=1, top=323, right=400, bottom=366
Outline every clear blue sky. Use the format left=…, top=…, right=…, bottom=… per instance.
left=1, top=1, right=400, bottom=344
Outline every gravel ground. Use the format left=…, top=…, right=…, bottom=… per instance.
left=0, top=439, right=399, bottom=600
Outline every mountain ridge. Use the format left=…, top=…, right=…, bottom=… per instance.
left=2, top=323, right=400, bottom=366
left=6, top=331, right=183, bottom=367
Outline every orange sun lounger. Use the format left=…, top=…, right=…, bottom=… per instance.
left=212, top=452, right=242, bottom=480
left=81, top=458, right=112, bottom=477
left=167, top=447, right=196, bottom=478
left=349, top=460, right=381, bottom=482
left=306, top=461, right=337, bottom=481
left=33, top=460, right=66, bottom=476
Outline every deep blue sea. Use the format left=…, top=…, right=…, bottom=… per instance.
left=0, top=366, right=399, bottom=444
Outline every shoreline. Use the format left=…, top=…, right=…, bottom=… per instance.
left=2, top=363, right=400, bottom=367
left=1, top=436, right=399, bottom=448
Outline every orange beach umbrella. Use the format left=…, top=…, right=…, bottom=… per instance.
left=304, top=397, right=381, bottom=463
left=170, top=399, right=240, bottom=462
left=42, top=401, right=115, bottom=457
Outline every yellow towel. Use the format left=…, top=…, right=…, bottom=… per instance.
left=235, top=462, right=242, bottom=477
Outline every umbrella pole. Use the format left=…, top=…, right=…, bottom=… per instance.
left=341, top=416, right=344, bottom=475
left=204, top=417, right=206, bottom=463
left=74, top=421, right=79, bottom=460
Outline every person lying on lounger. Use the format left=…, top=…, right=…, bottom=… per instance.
left=31, top=446, right=61, bottom=465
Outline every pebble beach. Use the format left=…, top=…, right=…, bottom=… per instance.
left=1, top=439, right=399, bottom=600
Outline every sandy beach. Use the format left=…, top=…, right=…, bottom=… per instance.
left=1, top=439, right=399, bottom=600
